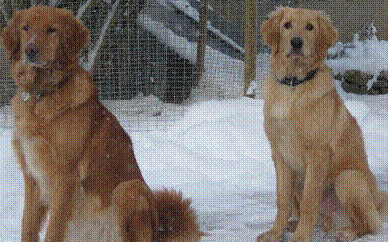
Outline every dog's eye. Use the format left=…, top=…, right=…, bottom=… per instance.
left=22, top=25, right=29, bottom=31
left=306, top=23, right=314, bottom=31
left=284, top=22, right=292, bottom=29
left=47, top=27, right=57, bottom=34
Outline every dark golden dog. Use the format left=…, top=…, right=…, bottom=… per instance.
left=1, top=6, right=201, bottom=241
left=258, top=7, right=387, bottom=241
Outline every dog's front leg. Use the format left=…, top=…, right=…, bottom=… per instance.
left=21, top=175, right=49, bottom=241
left=13, top=138, right=48, bottom=241
left=292, top=148, right=331, bottom=241
left=44, top=172, right=79, bottom=242
left=258, top=149, right=294, bottom=242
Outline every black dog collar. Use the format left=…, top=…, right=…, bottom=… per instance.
left=20, top=63, right=77, bottom=102
left=21, top=75, right=71, bottom=102
left=276, top=68, right=318, bottom=87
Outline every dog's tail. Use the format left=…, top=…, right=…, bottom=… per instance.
left=153, top=189, right=203, bottom=241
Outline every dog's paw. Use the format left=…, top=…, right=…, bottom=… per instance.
left=257, top=230, right=284, bottom=242
left=286, top=220, right=299, bottom=232
left=291, top=233, right=312, bottom=242
left=291, top=231, right=312, bottom=242
left=335, top=228, right=358, bottom=242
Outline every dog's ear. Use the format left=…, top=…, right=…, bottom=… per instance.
left=261, top=7, right=286, bottom=54
left=316, top=11, right=337, bottom=57
left=1, top=10, right=24, bottom=61
left=59, top=8, right=90, bottom=62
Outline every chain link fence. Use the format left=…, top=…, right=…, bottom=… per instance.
left=0, top=0, right=293, bottom=130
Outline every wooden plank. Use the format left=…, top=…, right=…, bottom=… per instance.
left=243, top=0, right=257, bottom=98
left=194, top=0, right=209, bottom=86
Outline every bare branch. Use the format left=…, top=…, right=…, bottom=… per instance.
left=76, top=0, right=96, bottom=19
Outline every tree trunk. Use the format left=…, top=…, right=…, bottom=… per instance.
left=194, top=0, right=209, bottom=86
left=243, top=0, right=257, bottom=98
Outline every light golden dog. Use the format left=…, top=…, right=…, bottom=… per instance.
left=258, top=7, right=387, bottom=241
left=1, top=6, right=201, bottom=241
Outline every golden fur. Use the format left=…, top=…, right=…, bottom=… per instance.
left=1, top=6, right=201, bottom=241
left=258, top=7, right=387, bottom=241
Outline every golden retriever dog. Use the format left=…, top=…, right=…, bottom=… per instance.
left=1, top=6, right=202, bottom=241
left=258, top=7, right=387, bottom=241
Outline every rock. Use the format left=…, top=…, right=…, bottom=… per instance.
left=343, top=69, right=374, bottom=86
left=367, top=70, right=388, bottom=95
left=367, top=86, right=387, bottom=95
left=339, top=69, right=388, bottom=95
left=334, top=72, right=343, bottom=81
left=341, top=81, right=368, bottom=94
left=341, top=70, right=373, bottom=94
left=376, top=70, right=388, bottom=85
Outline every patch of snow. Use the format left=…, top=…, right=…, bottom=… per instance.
left=137, top=13, right=198, bottom=63
left=168, top=0, right=199, bottom=21
left=327, top=39, right=388, bottom=75
left=167, top=0, right=244, bottom=54
left=246, top=81, right=257, bottom=95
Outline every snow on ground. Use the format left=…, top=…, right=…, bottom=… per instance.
left=0, top=32, right=387, bottom=241
left=132, top=91, right=387, bottom=242
left=0, top=89, right=387, bottom=241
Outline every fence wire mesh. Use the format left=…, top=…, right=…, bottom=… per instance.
left=0, top=0, right=289, bottom=130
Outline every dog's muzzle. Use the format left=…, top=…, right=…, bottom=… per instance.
left=25, top=43, right=40, bottom=62
left=24, top=43, right=48, bottom=67
left=288, top=37, right=304, bottom=57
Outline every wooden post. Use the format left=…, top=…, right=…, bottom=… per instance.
left=243, top=0, right=257, bottom=98
left=194, top=0, right=209, bottom=86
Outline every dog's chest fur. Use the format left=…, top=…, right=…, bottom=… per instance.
left=265, top=97, right=307, bottom=173
left=264, top=86, right=337, bottom=174
left=12, top=93, right=51, bottom=203
left=267, top=117, right=307, bottom=174
left=19, top=134, right=123, bottom=240
left=20, top=136, right=52, bottom=204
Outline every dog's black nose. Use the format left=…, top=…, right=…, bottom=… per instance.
left=25, top=43, right=40, bottom=61
left=291, top=37, right=304, bottom=49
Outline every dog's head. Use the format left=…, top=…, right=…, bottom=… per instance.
left=261, top=7, right=337, bottom=63
left=1, top=6, right=90, bottom=68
